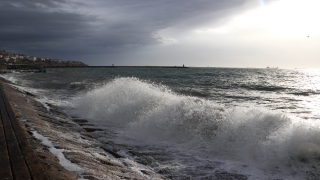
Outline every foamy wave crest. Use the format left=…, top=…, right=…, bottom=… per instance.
left=73, top=77, right=178, bottom=123
left=73, top=77, right=320, bottom=176
left=0, top=74, right=16, bottom=83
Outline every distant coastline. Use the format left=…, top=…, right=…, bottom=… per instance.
left=0, top=50, right=192, bottom=70
left=0, top=50, right=88, bottom=69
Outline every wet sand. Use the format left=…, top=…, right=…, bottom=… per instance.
left=0, top=78, right=164, bottom=180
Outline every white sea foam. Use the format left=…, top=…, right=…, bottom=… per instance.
left=37, top=97, right=51, bottom=111
left=32, top=131, right=82, bottom=172
left=0, top=73, right=19, bottom=84
left=72, top=77, right=320, bottom=179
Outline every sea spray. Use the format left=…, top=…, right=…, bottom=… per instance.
left=72, top=77, right=320, bottom=179
left=73, top=77, right=176, bottom=125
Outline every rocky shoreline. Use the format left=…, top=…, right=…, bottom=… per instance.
left=1, top=78, right=164, bottom=180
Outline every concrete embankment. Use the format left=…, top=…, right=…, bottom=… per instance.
left=0, top=78, right=164, bottom=180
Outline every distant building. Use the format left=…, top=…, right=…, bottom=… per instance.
left=9, top=56, right=16, bottom=60
left=28, top=56, right=37, bottom=61
left=8, top=58, right=16, bottom=63
left=52, top=59, right=62, bottom=62
left=1, top=52, right=11, bottom=56
left=17, top=55, right=24, bottom=59
left=37, top=58, right=46, bottom=61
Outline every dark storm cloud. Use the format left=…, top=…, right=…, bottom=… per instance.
left=0, top=0, right=262, bottom=64
left=0, top=0, right=93, bottom=57
left=0, top=11, right=91, bottom=42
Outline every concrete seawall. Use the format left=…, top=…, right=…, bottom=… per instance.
left=0, top=78, right=164, bottom=179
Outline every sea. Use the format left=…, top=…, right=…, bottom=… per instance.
left=2, top=67, right=320, bottom=180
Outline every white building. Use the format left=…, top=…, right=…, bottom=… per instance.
left=17, top=55, right=24, bottom=59
left=9, top=56, right=16, bottom=60
left=28, top=56, right=37, bottom=61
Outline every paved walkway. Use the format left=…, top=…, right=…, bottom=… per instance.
left=0, top=84, right=48, bottom=180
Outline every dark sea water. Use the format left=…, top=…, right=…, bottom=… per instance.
left=2, top=67, right=320, bottom=179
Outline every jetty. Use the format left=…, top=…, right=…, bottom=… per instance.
left=46, top=65, right=189, bottom=68
left=0, top=84, right=48, bottom=180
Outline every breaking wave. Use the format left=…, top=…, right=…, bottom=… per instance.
left=73, top=77, right=320, bottom=179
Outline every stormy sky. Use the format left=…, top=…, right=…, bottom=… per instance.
left=1, top=0, right=319, bottom=68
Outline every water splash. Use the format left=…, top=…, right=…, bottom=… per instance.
left=72, top=77, right=320, bottom=179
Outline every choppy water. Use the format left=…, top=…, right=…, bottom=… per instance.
left=2, top=67, right=320, bottom=179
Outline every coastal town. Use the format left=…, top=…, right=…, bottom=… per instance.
left=0, top=50, right=88, bottom=68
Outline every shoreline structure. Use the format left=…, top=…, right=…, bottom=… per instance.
left=0, top=78, right=164, bottom=179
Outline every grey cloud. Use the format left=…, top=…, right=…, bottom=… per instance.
left=99, top=0, right=247, bottom=28
left=0, top=0, right=260, bottom=64
left=0, top=0, right=68, bottom=9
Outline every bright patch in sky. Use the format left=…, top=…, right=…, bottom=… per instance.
left=159, top=0, right=320, bottom=44
left=235, top=0, right=320, bottom=37
left=145, top=0, right=320, bottom=68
